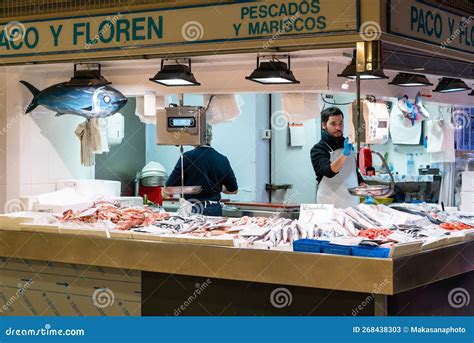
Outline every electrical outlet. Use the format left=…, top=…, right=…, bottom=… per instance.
left=260, top=129, right=271, bottom=139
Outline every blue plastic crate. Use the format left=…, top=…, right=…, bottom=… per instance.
left=293, top=239, right=328, bottom=254
left=321, top=243, right=353, bottom=256
left=352, top=246, right=391, bottom=258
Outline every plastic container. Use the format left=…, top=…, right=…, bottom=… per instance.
left=293, top=239, right=328, bottom=254
left=321, top=243, right=353, bottom=256
left=141, top=162, right=167, bottom=178
left=360, top=197, right=394, bottom=204
left=352, top=246, right=391, bottom=258
left=359, top=147, right=373, bottom=176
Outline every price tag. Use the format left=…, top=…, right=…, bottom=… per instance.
left=299, top=204, right=334, bottom=225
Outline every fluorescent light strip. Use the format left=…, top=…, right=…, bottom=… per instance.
left=252, top=77, right=295, bottom=83
left=157, top=79, right=195, bottom=86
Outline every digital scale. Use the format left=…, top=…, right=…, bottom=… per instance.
left=156, top=100, right=207, bottom=198
left=156, top=105, right=206, bottom=146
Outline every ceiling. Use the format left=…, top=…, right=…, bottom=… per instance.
left=13, top=48, right=354, bottom=73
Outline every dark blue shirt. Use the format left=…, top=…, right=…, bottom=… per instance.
left=166, top=145, right=238, bottom=201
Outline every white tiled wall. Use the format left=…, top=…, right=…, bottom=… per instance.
left=0, top=67, right=95, bottom=213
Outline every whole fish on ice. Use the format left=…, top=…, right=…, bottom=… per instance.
left=20, top=80, right=128, bottom=118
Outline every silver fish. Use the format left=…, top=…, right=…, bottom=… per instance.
left=20, top=80, right=127, bottom=118
left=282, top=225, right=289, bottom=243
left=291, top=224, right=299, bottom=242
left=275, top=227, right=283, bottom=245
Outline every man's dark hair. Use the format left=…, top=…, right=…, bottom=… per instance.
left=321, top=107, right=344, bottom=125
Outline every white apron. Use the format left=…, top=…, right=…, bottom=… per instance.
left=316, top=145, right=360, bottom=208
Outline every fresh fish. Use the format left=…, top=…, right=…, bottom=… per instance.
left=262, top=231, right=270, bottom=242
left=20, top=80, right=127, bottom=118
left=291, top=224, right=299, bottom=242
left=389, top=205, right=442, bottom=224
left=297, top=223, right=308, bottom=239
left=275, top=228, right=282, bottom=245
left=344, top=217, right=357, bottom=236
left=286, top=225, right=293, bottom=244
left=333, top=222, right=349, bottom=236
left=345, top=208, right=375, bottom=229
left=269, top=230, right=277, bottom=246
left=356, top=205, right=383, bottom=227
left=334, top=209, right=358, bottom=236
left=282, top=225, right=288, bottom=243
left=315, top=227, right=323, bottom=238
left=300, top=221, right=316, bottom=239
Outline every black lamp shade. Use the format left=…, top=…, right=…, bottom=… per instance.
left=389, top=73, right=433, bottom=87
left=246, top=58, right=300, bottom=84
left=66, top=64, right=111, bottom=86
left=149, top=62, right=200, bottom=87
left=433, top=77, right=470, bottom=93
left=337, top=54, right=388, bottom=80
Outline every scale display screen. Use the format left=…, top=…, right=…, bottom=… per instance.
left=168, top=117, right=196, bottom=128
left=159, top=106, right=205, bottom=146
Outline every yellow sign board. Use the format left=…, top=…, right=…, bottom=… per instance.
left=0, top=1, right=358, bottom=62
left=388, top=0, right=473, bottom=54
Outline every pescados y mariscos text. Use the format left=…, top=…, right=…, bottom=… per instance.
left=0, top=1, right=329, bottom=51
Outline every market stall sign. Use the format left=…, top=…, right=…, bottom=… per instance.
left=388, top=0, right=473, bottom=54
left=299, top=204, right=334, bottom=224
left=0, top=0, right=358, bottom=60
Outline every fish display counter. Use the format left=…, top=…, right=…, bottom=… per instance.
left=0, top=202, right=473, bottom=316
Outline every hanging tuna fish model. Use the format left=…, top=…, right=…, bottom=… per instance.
left=19, top=66, right=127, bottom=118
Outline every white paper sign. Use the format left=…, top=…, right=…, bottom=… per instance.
left=289, top=123, right=305, bottom=147
left=299, top=204, right=334, bottom=225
